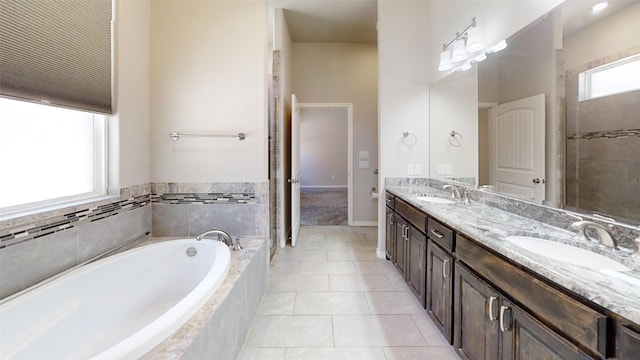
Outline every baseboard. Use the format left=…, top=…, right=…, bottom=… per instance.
left=349, top=221, right=378, bottom=227
left=376, top=248, right=386, bottom=259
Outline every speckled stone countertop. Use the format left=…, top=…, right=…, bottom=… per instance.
left=387, top=184, right=640, bottom=325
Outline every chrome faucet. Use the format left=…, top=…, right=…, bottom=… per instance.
left=477, top=184, right=495, bottom=193
left=442, top=185, right=469, bottom=205
left=196, top=228, right=243, bottom=251
left=570, top=221, right=618, bottom=249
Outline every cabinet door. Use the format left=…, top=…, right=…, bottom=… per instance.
left=618, top=325, right=640, bottom=360
left=406, top=224, right=426, bottom=307
left=394, top=217, right=407, bottom=279
left=454, top=263, right=501, bottom=360
left=500, top=299, right=592, bottom=360
left=385, top=208, right=396, bottom=261
left=426, top=240, right=453, bottom=343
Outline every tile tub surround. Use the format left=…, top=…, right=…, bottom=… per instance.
left=386, top=183, right=640, bottom=326
left=142, top=236, right=268, bottom=360
left=151, top=182, right=269, bottom=238
left=0, top=185, right=151, bottom=300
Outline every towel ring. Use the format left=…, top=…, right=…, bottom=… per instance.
left=402, top=131, right=417, bottom=147
left=449, top=131, right=463, bottom=147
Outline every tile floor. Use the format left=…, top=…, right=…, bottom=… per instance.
left=237, top=226, right=459, bottom=360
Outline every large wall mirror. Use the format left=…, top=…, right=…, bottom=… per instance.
left=429, top=0, right=640, bottom=225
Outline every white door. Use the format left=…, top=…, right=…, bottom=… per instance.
left=290, top=94, right=301, bottom=247
left=489, top=94, right=545, bottom=203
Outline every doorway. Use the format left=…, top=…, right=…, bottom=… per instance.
left=297, top=103, right=353, bottom=226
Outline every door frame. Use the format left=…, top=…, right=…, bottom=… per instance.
left=298, top=102, right=354, bottom=226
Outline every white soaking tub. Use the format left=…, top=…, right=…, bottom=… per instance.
left=0, top=238, right=231, bottom=360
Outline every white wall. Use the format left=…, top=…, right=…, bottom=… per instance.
left=110, top=0, right=151, bottom=189
left=292, top=42, right=378, bottom=224
left=563, top=2, right=640, bottom=70
left=429, top=68, right=478, bottom=182
left=150, top=1, right=268, bottom=183
left=300, top=107, right=348, bottom=187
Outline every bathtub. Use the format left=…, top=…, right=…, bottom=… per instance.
left=0, top=238, right=230, bottom=360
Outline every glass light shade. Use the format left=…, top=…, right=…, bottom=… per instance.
left=451, top=39, right=468, bottom=63
left=438, top=50, right=454, bottom=71
left=592, top=1, right=608, bottom=13
left=486, top=39, right=507, bottom=54
left=456, top=60, right=472, bottom=72
left=465, top=27, right=485, bottom=53
left=471, top=51, right=487, bottom=63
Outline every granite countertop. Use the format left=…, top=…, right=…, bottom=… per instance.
left=387, top=185, right=640, bottom=325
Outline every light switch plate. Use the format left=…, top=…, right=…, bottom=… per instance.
left=408, top=164, right=415, bottom=175
left=414, top=164, right=422, bottom=175
left=445, top=164, right=453, bottom=175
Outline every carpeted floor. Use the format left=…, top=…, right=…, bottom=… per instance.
left=300, top=187, right=348, bottom=226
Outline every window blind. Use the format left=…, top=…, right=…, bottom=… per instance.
left=0, top=0, right=113, bottom=114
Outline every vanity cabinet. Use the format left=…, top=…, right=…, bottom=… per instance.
left=427, top=239, right=453, bottom=343
left=394, top=216, right=408, bottom=279
left=454, top=262, right=591, bottom=360
left=406, top=224, right=426, bottom=306
left=385, top=207, right=395, bottom=261
left=617, top=325, right=640, bottom=360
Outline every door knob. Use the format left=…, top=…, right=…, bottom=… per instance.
left=532, top=178, right=545, bottom=184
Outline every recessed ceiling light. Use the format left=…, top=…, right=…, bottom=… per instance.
left=592, top=1, right=608, bottom=13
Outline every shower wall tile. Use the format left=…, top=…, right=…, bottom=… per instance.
left=188, top=203, right=256, bottom=237
left=151, top=204, right=189, bottom=237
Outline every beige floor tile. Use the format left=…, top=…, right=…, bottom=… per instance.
left=383, top=346, right=459, bottom=360
left=365, top=291, right=425, bottom=314
left=354, top=261, right=397, bottom=274
left=294, top=292, right=370, bottom=315
left=332, top=315, right=428, bottom=347
left=327, top=250, right=380, bottom=261
left=274, top=250, right=328, bottom=262
left=245, top=315, right=334, bottom=347
left=297, top=233, right=326, bottom=242
left=259, top=292, right=296, bottom=315
left=411, top=314, right=451, bottom=346
left=268, top=274, right=329, bottom=292
left=303, top=241, right=349, bottom=251
left=348, top=240, right=378, bottom=250
left=326, top=232, right=366, bottom=242
left=329, top=274, right=398, bottom=292
left=271, top=261, right=357, bottom=275
left=237, top=347, right=286, bottom=360
left=285, top=347, right=386, bottom=360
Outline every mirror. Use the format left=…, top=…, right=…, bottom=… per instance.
left=429, top=0, right=640, bottom=224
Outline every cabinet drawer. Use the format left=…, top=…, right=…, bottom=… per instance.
left=618, top=325, right=640, bottom=359
left=385, top=191, right=395, bottom=209
left=396, top=198, right=426, bottom=233
left=427, top=217, right=454, bottom=252
left=456, top=235, right=608, bottom=357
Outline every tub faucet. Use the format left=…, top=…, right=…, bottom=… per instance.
left=196, top=228, right=243, bottom=251
left=570, top=220, right=618, bottom=249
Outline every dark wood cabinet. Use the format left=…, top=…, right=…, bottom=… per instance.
left=454, top=262, right=501, bottom=360
left=618, top=325, right=640, bottom=360
left=501, top=299, right=592, bottom=360
left=394, top=216, right=408, bottom=279
left=385, top=207, right=395, bottom=261
left=406, top=224, right=426, bottom=307
left=427, top=240, right=453, bottom=343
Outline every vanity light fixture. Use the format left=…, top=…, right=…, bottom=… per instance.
left=485, top=39, right=508, bottom=54
left=437, top=17, right=486, bottom=72
left=592, top=1, right=608, bottom=13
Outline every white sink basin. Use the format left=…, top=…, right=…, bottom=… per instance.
left=416, top=196, right=455, bottom=204
left=504, top=236, right=630, bottom=272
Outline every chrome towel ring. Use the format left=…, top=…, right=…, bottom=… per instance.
left=402, top=131, right=417, bottom=147
left=449, top=131, right=463, bottom=147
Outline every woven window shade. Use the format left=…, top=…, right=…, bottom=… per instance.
left=0, top=0, right=113, bottom=114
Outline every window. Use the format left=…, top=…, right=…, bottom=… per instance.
left=579, top=54, right=640, bottom=101
left=0, top=98, right=106, bottom=213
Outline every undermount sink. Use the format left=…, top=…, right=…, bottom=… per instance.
left=416, top=196, right=456, bottom=204
left=504, top=236, right=630, bottom=272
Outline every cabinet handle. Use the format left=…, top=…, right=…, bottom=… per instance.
left=430, top=229, right=444, bottom=239
left=499, top=305, right=510, bottom=332
left=442, top=259, right=450, bottom=278
left=405, top=226, right=410, bottom=241
left=488, top=296, right=497, bottom=321
left=388, top=213, right=393, bottom=225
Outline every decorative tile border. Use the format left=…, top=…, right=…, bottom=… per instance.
left=568, top=128, right=640, bottom=140
left=0, top=194, right=150, bottom=249
left=150, top=193, right=256, bottom=205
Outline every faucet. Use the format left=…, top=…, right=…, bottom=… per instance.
left=442, top=184, right=470, bottom=205
left=477, top=184, right=495, bottom=193
left=570, top=221, right=618, bottom=249
left=196, top=228, right=243, bottom=251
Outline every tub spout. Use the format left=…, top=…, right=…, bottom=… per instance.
left=196, top=228, right=241, bottom=251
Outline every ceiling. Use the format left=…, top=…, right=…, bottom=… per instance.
left=267, top=0, right=378, bottom=43
left=562, top=0, right=640, bottom=35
